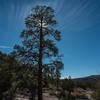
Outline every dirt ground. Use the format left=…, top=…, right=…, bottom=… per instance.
left=15, top=92, right=58, bottom=100
left=43, top=92, right=58, bottom=100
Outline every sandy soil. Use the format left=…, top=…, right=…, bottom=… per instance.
left=15, top=92, right=58, bottom=100
left=43, top=92, right=58, bottom=100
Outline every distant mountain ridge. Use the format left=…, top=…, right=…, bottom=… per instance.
left=73, top=75, right=100, bottom=83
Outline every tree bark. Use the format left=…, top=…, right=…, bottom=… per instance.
left=38, top=18, right=43, bottom=100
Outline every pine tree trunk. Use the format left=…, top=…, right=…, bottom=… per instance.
left=38, top=18, right=43, bottom=100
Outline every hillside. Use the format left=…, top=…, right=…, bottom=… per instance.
left=73, top=75, right=100, bottom=83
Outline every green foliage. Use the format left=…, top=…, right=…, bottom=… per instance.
left=92, top=81, right=100, bottom=100
left=0, top=52, right=15, bottom=99
left=0, top=52, right=38, bottom=100
left=59, top=77, right=75, bottom=100
left=74, top=81, right=96, bottom=90
left=61, top=78, right=74, bottom=92
left=42, top=58, right=64, bottom=89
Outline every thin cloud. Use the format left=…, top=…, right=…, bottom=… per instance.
left=0, top=46, right=12, bottom=49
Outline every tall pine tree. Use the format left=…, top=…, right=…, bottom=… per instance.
left=14, top=5, right=62, bottom=100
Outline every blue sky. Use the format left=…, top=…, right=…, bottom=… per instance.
left=0, top=0, right=100, bottom=78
